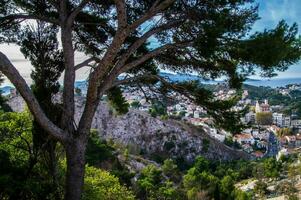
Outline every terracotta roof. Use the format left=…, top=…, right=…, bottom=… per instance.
left=253, top=151, right=264, bottom=157
left=235, top=133, right=253, bottom=140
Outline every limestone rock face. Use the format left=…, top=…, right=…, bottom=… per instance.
left=76, top=97, right=250, bottom=162
left=9, top=95, right=251, bottom=163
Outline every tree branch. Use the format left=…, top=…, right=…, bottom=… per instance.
left=120, top=42, right=191, bottom=73
left=129, top=0, right=175, bottom=31
left=68, top=0, right=90, bottom=25
left=0, top=52, right=67, bottom=142
left=114, top=0, right=128, bottom=29
left=109, top=74, right=152, bottom=88
left=78, top=0, right=174, bottom=134
left=115, top=19, right=184, bottom=71
left=0, top=14, right=59, bottom=26
left=74, top=57, right=99, bottom=70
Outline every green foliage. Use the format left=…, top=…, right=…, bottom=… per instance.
left=171, top=81, right=247, bottom=133
left=18, top=23, right=64, bottom=198
left=85, top=130, right=115, bottom=166
left=0, top=111, right=64, bottom=199
left=224, top=136, right=241, bottom=149
left=183, top=170, right=219, bottom=199
left=19, top=23, right=63, bottom=109
left=149, top=101, right=167, bottom=118
left=107, top=86, right=129, bottom=115
left=130, top=101, right=141, bottom=109
left=253, top=180, right=268, bottom=198
left=236, top=20, right=301, bottom=77
left=202, top=138, right=210, bottom=153
left=162, top=159, right=181, bottom=182
left=83, top=166, right=135, bottom=200
left=243, top=84, right=301, bottom=110
left=0, top=111, right=33, bottom=165
left=137, top=164, right=180, bottom=200
left=234, top=189, right=252, bottom=200
left=194, top=156, right=210, bottom=173
left=162, top=159, right=178, bottom=178
left=256, top=112, right=273, bottom=125
left=262, top=158, right=282, bottom=178
left=219, top=175, right=235, bottom=199
left=179, top=111, right=186, bottom=117
left=86, top=130, right=134, bottom=186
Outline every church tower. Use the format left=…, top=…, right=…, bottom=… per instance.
left=255, top=100, right=261, bottom=113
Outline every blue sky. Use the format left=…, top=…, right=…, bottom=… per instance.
left=0, top=0, right=300, bottom=85
left=252, top=0, right=301, bottom=78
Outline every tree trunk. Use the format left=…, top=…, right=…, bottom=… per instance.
left=64, top=137, right=87, bottom=200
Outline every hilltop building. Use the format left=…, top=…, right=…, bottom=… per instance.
left=255, top=99, right=270, bottom=113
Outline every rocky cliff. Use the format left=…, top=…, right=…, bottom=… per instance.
left=8, top=95, right=251, bottom=163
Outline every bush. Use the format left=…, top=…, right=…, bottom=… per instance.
left=83, top=166, right=135, bottom=200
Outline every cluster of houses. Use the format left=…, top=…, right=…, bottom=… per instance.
left=233, top=129, right=270, bottom=158
left=120, top=84, right=301, bottom=159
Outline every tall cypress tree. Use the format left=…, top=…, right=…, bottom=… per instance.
left=19, top=22, right=64, bottom=196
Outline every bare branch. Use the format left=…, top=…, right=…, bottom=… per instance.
left=129, top=0, right=175, bottom=31
left=74, top=57, right=99, bottom=70
left=115, top=19, right=184, bottom=70
left=110, top=74, right=152, bottom=88
left=120, top=42, right=191, bottom=73
left=0, top=52, right=67, bottom=142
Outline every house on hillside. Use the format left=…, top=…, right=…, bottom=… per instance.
left=252, top=151, right=264, bottom=158
left=234, top=133, right=255, bottom=145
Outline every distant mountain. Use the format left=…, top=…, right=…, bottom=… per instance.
left=159, top=72, right=220, bottom=84
left=245, top=78, right=260, bottom=82
left=2, top=73, right=301, bottom=96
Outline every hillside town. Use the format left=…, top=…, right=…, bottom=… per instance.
left=7, top=83, right=301, bottom=160
left=104, top=83, right=301, bottom=159
left=13, top=83, right=301, bottom=158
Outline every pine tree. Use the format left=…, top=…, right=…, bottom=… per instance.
left=0, top=1, right=301, bottom=199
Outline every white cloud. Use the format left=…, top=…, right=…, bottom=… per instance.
left=254, top=0, right=301, bottom=32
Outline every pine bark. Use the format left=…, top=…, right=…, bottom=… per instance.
left=64, top=136, right=87, bottom=200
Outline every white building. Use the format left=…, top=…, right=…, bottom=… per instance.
left=273, top=113, right=284, bottom=127
left=284, top=116, right=291, bottom=127
left=291, top=119, right=301, bottom=127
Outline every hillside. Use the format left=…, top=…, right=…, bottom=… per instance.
left=8, top=95, right=250, bottom=164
